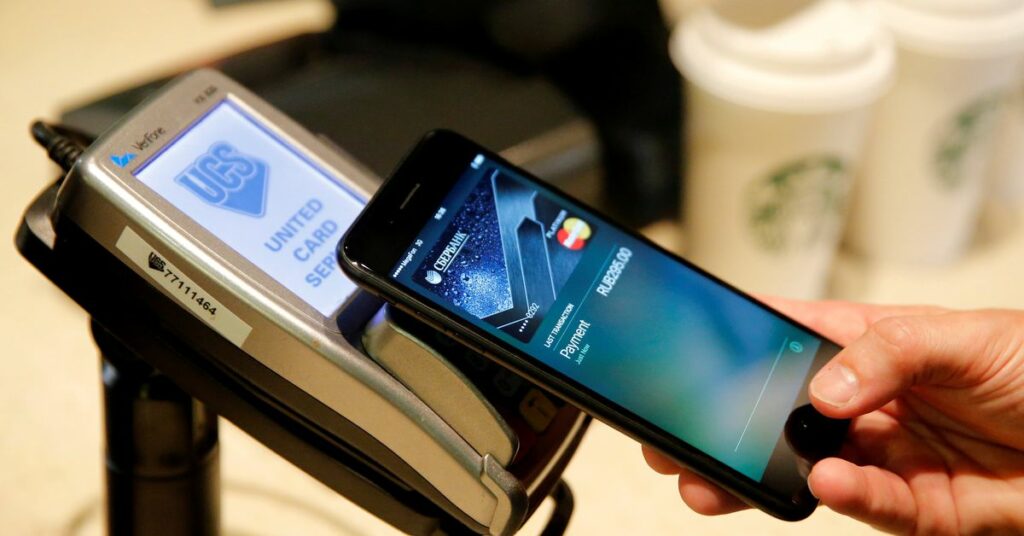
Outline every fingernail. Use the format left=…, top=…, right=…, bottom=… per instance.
left=811, top=364, right=858, bottom=407
left=807, top=475, right=819, bottom=499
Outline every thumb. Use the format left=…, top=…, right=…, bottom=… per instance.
left=808, top=311, right=1005, bottom=418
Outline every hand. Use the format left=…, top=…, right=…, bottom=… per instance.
left=642, top=297, right=1024, bottom=534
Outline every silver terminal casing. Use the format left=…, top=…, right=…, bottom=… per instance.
left=362, top=306, right=519, bottom=466
left=55, top=68, right=560, bottom=535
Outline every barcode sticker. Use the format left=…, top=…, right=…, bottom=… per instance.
left=116, top=226, right=252, bottom=346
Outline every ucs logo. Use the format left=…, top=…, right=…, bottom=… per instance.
left=176, top=142, right=268, bottom=217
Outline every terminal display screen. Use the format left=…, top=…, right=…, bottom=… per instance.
left=135, top=99, right=364, bottom=315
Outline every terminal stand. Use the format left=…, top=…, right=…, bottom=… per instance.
left=96, top=321, right=220, bottom=536
left=18, top=181, right=583, bottom=535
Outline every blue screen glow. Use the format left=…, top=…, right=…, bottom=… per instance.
left=393, top=158, right=820, bottom=481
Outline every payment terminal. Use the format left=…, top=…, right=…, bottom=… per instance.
left=21, top=69, right=587, bottom=535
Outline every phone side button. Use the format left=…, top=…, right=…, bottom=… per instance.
left=393, top=302, right=424, bottom=321
left=442, top=329, right=484, bottom=355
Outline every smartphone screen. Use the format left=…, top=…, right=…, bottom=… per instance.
left=341, top=131, right=846, bottom=519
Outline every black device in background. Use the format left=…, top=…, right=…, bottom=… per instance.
left=330, top=0, right=683, bottom=225
left=60, top=0, right=681, bottom=228
left=340, top=130, right=849, bottom=521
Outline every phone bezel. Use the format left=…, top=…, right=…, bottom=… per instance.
left=340, top=130, right=848, bottom=520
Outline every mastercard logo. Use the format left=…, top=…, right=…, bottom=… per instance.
left=556, top=217, right=592, bottom=250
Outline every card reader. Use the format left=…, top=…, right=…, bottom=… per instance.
left=31, top=69, right=587, bottom=535
left=363, top=305, right=576, bottom=469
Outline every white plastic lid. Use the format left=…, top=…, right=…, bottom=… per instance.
left=671, top=0, right=896, bottom=114
left=863, top=0, right=1024, bottom=58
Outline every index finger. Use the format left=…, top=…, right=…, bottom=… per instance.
left=755, top=295, right=947, bottom=347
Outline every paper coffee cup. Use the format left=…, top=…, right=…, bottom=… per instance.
left=844, top=0, right=1024, bottom=265
left=672, top=0, right=894, bottom=298
left=989, top=67, right=1024, bottom=204
left=660, top=0, right=716, bottom=26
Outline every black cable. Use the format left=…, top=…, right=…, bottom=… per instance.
left=539, top=479, right=574, bottom=536
left=31, top=120, right=87, bottom=173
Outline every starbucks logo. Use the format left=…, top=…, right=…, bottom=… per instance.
left=746, top=156, right=849, bottom=253
left=934, top=92, right=1005, bottom=191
